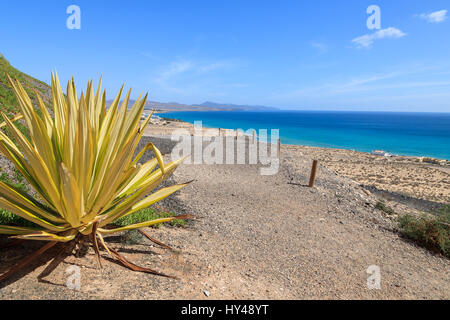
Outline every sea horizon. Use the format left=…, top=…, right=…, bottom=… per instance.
left=156, top=110, right=450, bottom=160
left=155, top=108, right=450, bottom=114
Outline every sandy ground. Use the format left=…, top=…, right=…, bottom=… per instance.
left=0, top=132, right=448, bottom=300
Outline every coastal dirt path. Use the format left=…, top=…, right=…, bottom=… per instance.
left=152, top=150, right=449, bottom=299
left=0, top=145, right=448, bottom=299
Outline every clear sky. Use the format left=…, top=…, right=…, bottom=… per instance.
left=1, top=0, right=450, bottom=112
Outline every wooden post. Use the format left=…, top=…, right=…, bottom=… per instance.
left=252, top=130, right=256, bottom=144
left=219, top=128, right=221, bottom=136
left=309, top=160, right=318, bottom=187
left=277, top=138, right=281, bottom=159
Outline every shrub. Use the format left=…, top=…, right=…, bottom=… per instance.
left=397, top=205, right=450, bottom=258
left=375, top=200, right=395, bottom=215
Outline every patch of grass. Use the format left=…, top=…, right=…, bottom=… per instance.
left=113, top=207, right=186, bottom=228
left=375, top=200, right=395, bottom=215
left=0, top=172, right=8, bottom=182
left=111, top=207, right=186, bottom=245
left=13, top=167, right=24, bottom=183
left=397, top=205, right=450, bottom=258
left=0, top=169, right=37, bottom=228
left=0, top=208, right=38, bottom=228
left=0, top=170, right=36, bottom=228
left=0, top=169, right=28, bottom=193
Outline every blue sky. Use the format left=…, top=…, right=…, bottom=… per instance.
left=1, top=0, right=450, bottom=112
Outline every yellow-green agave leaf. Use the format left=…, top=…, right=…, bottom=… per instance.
left=12, top=229, right=77, bottom=242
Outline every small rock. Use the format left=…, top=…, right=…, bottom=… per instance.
left=203, top=290, right=210, bottom=297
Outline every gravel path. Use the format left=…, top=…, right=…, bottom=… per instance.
left=156, top=146, right=449, bottom=299
left=0, top=137, right=448, bottom=299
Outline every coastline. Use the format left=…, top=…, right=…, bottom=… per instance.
left=152, top=110, right=450, bottom=161
left=152, top=112, right=450, bottom=161
left=146, top=116, right=449, bottom=161
left=144, top=118, right=450, bottom=206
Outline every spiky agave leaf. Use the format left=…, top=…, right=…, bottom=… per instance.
left=0, top=72, right=189, bottom=241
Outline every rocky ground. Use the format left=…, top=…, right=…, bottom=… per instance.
left=0, top=136, right=448, bottom=300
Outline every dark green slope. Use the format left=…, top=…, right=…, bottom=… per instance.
left=0, top=55, right=53, bottom=228
left=0, top=54, right=52, bottom=117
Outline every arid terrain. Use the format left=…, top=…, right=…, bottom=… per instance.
left=0, top=127, right=448, bottom=300
left=282, top=145, right=449, bottom=220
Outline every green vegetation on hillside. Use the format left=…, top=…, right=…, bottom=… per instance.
left=398, top=205, right=450, bottom=258
left=0, top=168, right=37, bottom=229
left=375, top=200, right=395, bottom=215
left=0, top=54, right=52, bottom=114
left=0, top=55, right=53, bottom=141
left=0, top=55, right=52, bottom=229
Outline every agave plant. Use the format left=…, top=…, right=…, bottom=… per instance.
left=0, top=73, right=191, bottom=282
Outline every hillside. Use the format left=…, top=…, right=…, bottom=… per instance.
left=0, top=56, right=54, bottom=226
left=107, top=99, right=279, bottom=112
left=147, top=101, right=278, bottom=112
left=146, top=100, right=227, bottom=112
left=0, top=55, right=52, bottom=118
left=198, top=101, right=277, bottom=111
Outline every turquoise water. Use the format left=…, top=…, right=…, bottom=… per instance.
left=157, top=111, right=450, bottom=160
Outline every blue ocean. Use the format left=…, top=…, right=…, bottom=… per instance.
left=156, top=111, right=450, bottom=160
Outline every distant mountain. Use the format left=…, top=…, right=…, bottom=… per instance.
left=107, top=99, right=278, bottom=112
left=147, top=101, right=214, bottom=111
left=197, top=101, right=277, bottom=111
left=107, top=100, right=223, bottom=112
